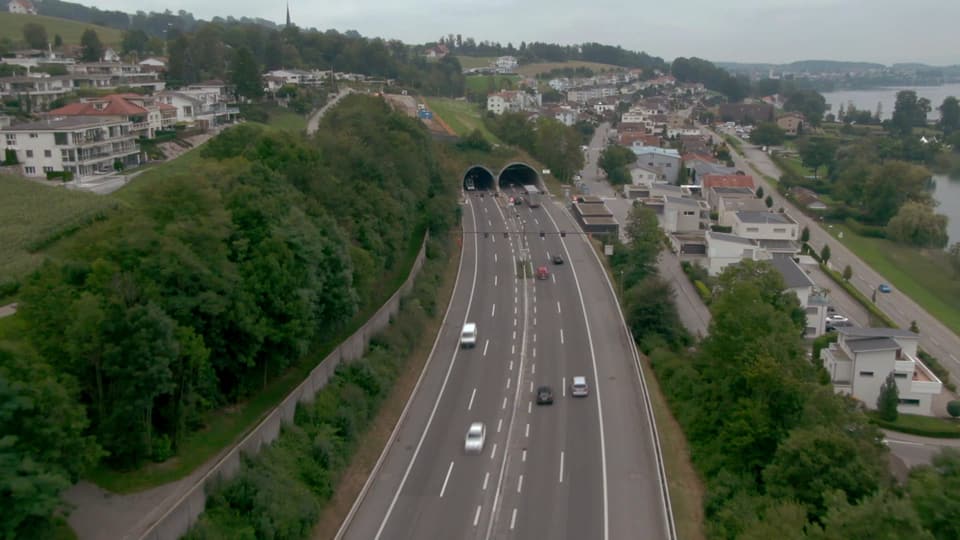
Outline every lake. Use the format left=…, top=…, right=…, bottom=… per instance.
left=932, top=174, right=960, bottom=246
left=822, top=83, right=960, bottom=121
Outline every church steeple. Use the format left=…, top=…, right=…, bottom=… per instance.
left=285, top=2, right=291, bottom=27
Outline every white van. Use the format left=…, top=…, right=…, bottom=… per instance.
left=460, top=323, right=477, bottom=348
left=571, top=376, right=589, bottom=397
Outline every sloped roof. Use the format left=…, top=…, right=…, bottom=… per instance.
left=770, top=254, right=813, bottom=289
left=702, top=174, right=755, bottom=190
left=49, top=95, right=147, bottom=117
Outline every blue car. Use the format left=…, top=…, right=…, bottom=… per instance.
left=878, top=283, right=892, bottom=293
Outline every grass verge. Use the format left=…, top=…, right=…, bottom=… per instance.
left=0, top=12, right=123, bottom=46
left=871, top=412, right=960, bottom=439
left=454, top=55, right=496, bottom=69
left=464, top=74, right=520, bottom=94
left=514, top=60, right=621, bottom=77
left=310, top=231, right=461, bottom=538
left=823, top=224, right=960, bottom=336
left=423, top=97, right=502, bottom=144
left=87, top=228, right=428, bottom=493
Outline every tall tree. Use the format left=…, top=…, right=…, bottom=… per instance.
left=885, top=201, right=949, bottom=248
left=891, top=90, right=932, bottom=136
left=798, top=136, right=838, bottom=178
left=121, top=29, right=150, bottom=56
left=21, top=22, right=48, bottom=50
left=939, top=96, right=960, bottom=135
left=80, top=28, right=104, bottom=62
left=784, top=89, right=828, bottom=126
left=811, top=491, right=933, bottom=540
left=908, top=448, right=960, bottom=540
left=877, top=372, right=899, bottom=421
left=750, top=122, right=786, bottom=146
left=229, top=46, right=264, bottom=100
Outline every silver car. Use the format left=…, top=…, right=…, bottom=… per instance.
left=571, top=376, right=589, bottom=397
left=464, top=422, right=486, bottom=454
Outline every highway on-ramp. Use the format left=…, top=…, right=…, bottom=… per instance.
left=337, top=185, right=674, bottom=539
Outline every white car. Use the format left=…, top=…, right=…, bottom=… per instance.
left=571, top=376, right=589, bottom=397
left=826, top=314, right=849, bottom=324
left=460, top=323, right=477, bottom=348
left=464, top=422, right=486, bottom=454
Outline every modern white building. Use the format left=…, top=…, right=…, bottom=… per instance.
left=486, top=90, right=540, bottom=115
left=0, top=75, right=71, bottom=110
left=566, top=85, right=617, bottom=104
left=156, top=83, right=238, bottom=128
left=730, top=211, right=799, bottom=242
left=0, top=116, right=140, bottom=179
left=495, top=56, right=518, bottom=72
left=630, top=145, right=682, bottom=184
left=770, top=254, right=828, bottom=337
left=822, top=327, right=942, bottom=416
left=629, top=163, right=659, bottom=185
left=705, top=230, right=772, bottom=276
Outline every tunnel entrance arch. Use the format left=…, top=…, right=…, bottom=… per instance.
left=497, top=162, right=540, bottom=192
left=463, top=165, right=496, bottom=192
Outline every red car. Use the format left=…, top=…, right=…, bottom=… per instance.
left=536, top=266, right=549, bottom=280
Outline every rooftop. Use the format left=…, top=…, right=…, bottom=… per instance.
left=736, top=211, right=794, bottom=224
left=702, top=174, right=755, bottom=190
left=758, top=239, right=799, bottom=251
left=839, top=327, right=919, bottom=339
left=770, top=254, right=814, bottom=289
left=630, top=145, right=681, bottom=158
left=845, top=336, right=901, bottom=353
left=708, top=231, right=757, bottom=246
left=3, top=115, right=126, bottom=131
left=665, top=195, right=704, bottom=208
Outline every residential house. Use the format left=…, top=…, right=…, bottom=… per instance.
left=0, top=75, right=71, bottom=110
left=487, top=90, right=540, bottom=115
left=7, top=0, right=35, bottom=14
left=730, top=211, right=799, bottom=243
left=424, top=44, right=449, bottom=59
left=821, top=327, right=942, bottom=416
left=640, top=195, right=709, bottom=233
left=706, top=230, right=771, bottom=276
left=777, top=112, right=805, bottom=136
left=685, top=157, right=737, bottom=185
left=630, top=145, right=681, bottom=184
left=138, top=57, right=167, bottom=72
left=701, top=173, right=754, bottom=193
left=548, top=78, right=571, bottom=92
left=156, top=83, right=238, bottom=128
left=68, top=62, right=165, bottom=91
left=619, top=131, right=660, bottom=147
left=710, top=186, right=762, bottom=222
left=102, top=48, right=121, bottom=63
left=678, top=135, right=711, bottom=156
left=667, top=127, right=701, bottom=138
left=47, top=94, right=176, bottom=138
left=0, top=115, right=140, bottom=179
left=629, top=163, right=660, bottom=185
left=770, top=254, right=829, bottom=337
left=543, top=105, right=578, bottom=126
left=718, top=102, right=774, bottom=125
left=566, top=85, right=617, bottom=104
left=495, top=56, right=518, bottom=72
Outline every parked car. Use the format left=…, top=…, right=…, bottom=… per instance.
left=464, top=422, right=486, bottom=454
left=826, top=314, right=849, bottom=324
left=536, top=386, right=554, bottom=405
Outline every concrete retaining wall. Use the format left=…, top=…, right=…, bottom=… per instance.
left=140, top=233, right=429, bottom=540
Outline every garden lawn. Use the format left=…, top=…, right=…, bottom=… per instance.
left=514, top=60, right=620, bottom=77
left=0, top=13, right=123, bottom=46
left=454, top=56, right=496, bottom=69
left=828, top=224, right=960, bottom=336
left=423, top=97, right=501, bottom=143
left=465, top=74, right=520, bottom=94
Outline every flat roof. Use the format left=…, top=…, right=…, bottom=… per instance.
left=582, top=216, right=619, bottom=226
left=665, top=195, right=702, bottom=207
left=736, top=211, right=794, bottom=224
left=846, top=336, right=901, bottom=353
left=839, top=327, right=919, bottom=339
left=575, top=202, right=613, bottom=217
left=708, top=231, right=756, bottom=246
left=758, top=239, right=799, bottom=251
left=770, top=254, right=813, bottom=289
left=3, top=115, right=125, bottom=131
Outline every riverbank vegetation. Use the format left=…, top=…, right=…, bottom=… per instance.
left=0, top=95, right=458, bottom=536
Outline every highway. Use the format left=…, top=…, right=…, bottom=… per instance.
left=337, top=184, right=673, bottom=539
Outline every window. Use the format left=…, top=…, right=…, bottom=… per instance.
left=29, top=133, right=38, bottom=138
left=898, top=398, right=921, bottom=406
left=895, top=349, right=902, bottom=360
left=44, top=149, right=51, bottom=157
left=5, top=134, right=15, bottom=144
left=773, top=227, right=786, bottom=233
left=42, top=166, right=53, bottom=173
left=24, top=166, right=36, bottom=174
left=25, top=150, right=33, bottom=157
left=54, top=132, right=68, bottom=145
left=683, top=210, right=695, bottom=216
left=746, top=227, right=759, bottom=232
left=894, top=373, right=908, bottom=379
left=858, top=371, right=874, bottom=377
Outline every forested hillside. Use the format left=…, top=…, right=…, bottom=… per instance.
left=0, top=95, right=457, bottom=537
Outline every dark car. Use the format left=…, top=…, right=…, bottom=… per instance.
left=536, top=386, right=554, bottom=405
left=552, top=254, right=564, bottom=265
left=878, top=283, right=892, bottom=293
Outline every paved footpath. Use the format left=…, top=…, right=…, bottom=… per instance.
left=710, top=130, right=960, bottom=388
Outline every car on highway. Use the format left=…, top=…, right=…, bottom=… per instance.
left=826, top=314, right=849, bottom=324
left=571, top=376, right=589, bottom=397
left=536, top=386, right=554, bottom=405
left=552, top=254, right=564, bottom=265
left=460, top=323, right=477, bottom=348
left=464, top=422, right=486, bottom=454
left=879, top=283, right=892, bottom=293
left=536, top=266, right=550, bottom=280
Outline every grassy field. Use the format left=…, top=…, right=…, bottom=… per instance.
left=423, top=97, right=502, bottom=143
left=0, top=13, right=123, bottom=46
left=454, top=55, right=496, bottom=69
left=514, top=60, right=621, bottom=77
left=825, top=223, right=960, bottom=335
left=465, top=74, right=521, bottom=94
left=0, top=175, right=118, bottom=285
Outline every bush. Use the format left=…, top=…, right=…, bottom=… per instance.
left=151, top=434, right=173, bottom=463
left=694, top=280, right=712, bottom=303
left=948, top=401, right=960, bottom=418
left=44, top=170, right=74, bottom=182
left=711, top=225, right=733, bottom=233
left=918, top=350, right=955, bottom=392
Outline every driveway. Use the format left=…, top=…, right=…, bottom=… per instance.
left=708, top=129, right=960, bottom=386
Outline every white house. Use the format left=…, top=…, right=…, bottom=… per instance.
left=705, top=230, right=771, bottom=276
left=630, top=145, right=682, bottom=184
left=730, top=211, right=799, bottom=242
left=821, top=327, right=942, bottom=416
left=102, top=48, right=121, bottom=63
left=0, top=116, right=140, bottom=179
left=486, top=90, right=540, bottom=115
left=495, top=56, right=518, bottom=72
left=156, top=86, right=238, bottom=128
left=138, top=57, right=167, bottom=71
left=629, top=163, right=659, bottom=185
left=0, top=75, right=71, bottom=110
left=7, top=0, right=36, bottom=14
left=770, top=254, right=828, bottom=337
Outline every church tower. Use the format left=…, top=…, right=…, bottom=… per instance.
left=286, top=2, right=291, bottom=27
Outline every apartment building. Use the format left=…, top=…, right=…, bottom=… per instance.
left=705, top=230, right=772, bottom=276
left=1, top=116, right=140, bottom=180
left=47, top=94, right=177, bottom=138
left=730, top=211, right=798, bottom=243
left=486, top=90, right=541, bottom=115
left=822, top=327, right=942, bottom=416
left=0, top=75, right=71, bottom=110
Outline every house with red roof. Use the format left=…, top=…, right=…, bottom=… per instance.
left=47, top=94, right=176, bottom=138
left=701, top=173, right=755, bottom=191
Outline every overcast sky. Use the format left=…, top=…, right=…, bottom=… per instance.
left=90, top=0, right=960, bottom=65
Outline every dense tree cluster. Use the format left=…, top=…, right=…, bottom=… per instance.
left=672, top=57, right=750, bottom=101
left=3, top=96, right=455, bottom=532
left=648, top=258, right=958, bottom=538
left=598, top=145, right=637, bottom=185
left=484, top=112, right=585, bottom=181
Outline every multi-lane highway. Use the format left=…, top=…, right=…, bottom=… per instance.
left=337, top=184, right=674, bottom=539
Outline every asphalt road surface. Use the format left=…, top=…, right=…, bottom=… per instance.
left=337, top=186, right=674, bottom=539
left=711, top=129, right=960, bottom=387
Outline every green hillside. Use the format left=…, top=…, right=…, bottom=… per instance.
left=0, top=12, right=123, bottom=47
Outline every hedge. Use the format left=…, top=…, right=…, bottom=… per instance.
left=870, top=415, right=960, bottom=439
left=694, top=280, right=712, bottom=303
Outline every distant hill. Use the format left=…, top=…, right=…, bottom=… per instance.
left=718, top=59, right=887, bottom=74
left=0, top=12, right=124, bottom=47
